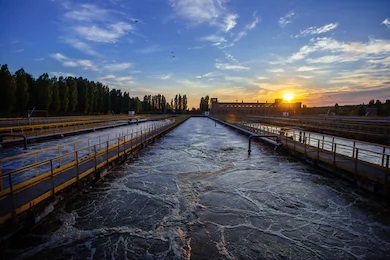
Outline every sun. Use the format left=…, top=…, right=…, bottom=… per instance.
left=283, top=93, right=294, bottom=102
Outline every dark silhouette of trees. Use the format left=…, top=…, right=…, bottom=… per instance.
left=14, top=68, right=29, bottom=113
left=0, top=64, right=16, bottom=112
left=67, top=77, right=78, bottom=113
left=36, top=73, right=52, bottom=111
left=0, top=64, right=189, bottom=116
left=199, top=95, right=209, bottom=112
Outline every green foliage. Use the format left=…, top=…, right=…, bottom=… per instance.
left=199, top=95, right=209, bottom=112
left=0, top=64, right=191, bottom=116
left=58, top=76, right=69, bottom=113
left=0, top=64, right=16, bottom=113
left=36, top=73, right=52, bottom=110
left=66, top=77, right=78, bottom=113
left=51, top=77, right=61, bottom=113
left=14, top=68, right=29, bottom=113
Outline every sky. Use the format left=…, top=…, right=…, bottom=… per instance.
left=0, top=0, right=389, bottom=108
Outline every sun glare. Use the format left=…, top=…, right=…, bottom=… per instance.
left=283, top=93, right=294, bottom=102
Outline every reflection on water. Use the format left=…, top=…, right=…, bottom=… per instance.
left=5, top=118, right=390, bottom=259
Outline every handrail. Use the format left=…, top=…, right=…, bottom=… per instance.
left=248, top=134, right=280, bottom=154
left=0, top=134, right=27, bottom=150
left=241, top=121, right=390, bottom=168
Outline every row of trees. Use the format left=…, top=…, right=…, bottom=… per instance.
left=0, top=64, right=191, bottom=116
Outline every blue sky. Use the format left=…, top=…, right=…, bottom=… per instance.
left=1, top=0, right=389, bottom=108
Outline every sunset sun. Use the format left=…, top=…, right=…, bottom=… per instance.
left=283, top=93, right=294, bottom=102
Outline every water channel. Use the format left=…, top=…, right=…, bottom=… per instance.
left=4, top=117, right=390, bottom=259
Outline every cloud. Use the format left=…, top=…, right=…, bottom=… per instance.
left=170, top=0, right=223, bottom=26
left=279, top=11, right=295, bottom=27
left=215, top=63, right=250, bottom=70
left=297, top=66, right=317, bottom=71
left=296, top=23, right=338, bottom=37
left=233, top=15, right=259, bottom=43
left=13, top=48, right=24, bottom=53
left=74, top=22, right=133, bottom=43
left=50, top=53, right=97, bottom=71
left=99, top=74, right=136, bottom=89
left=147, top=74, right=172, bottom=80
left=104, top=62, right=133, bottom=71
left=200, top=34, right=227, bottom=44
left=224, top=14, right=238, bottom=32
left=382, top=18, right=390, bottom=28
left=268, top=68, right=284, bottom=73
left=50, top=71, right=76, bottom=77
left=65, top=38, right=99, bottom=56
left=64, top=3, right=111, bottom=22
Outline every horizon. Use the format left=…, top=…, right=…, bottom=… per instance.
left=1, top=0, right=389, bottom=109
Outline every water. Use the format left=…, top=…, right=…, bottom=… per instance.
left=5, top=118, right=390, bottom=259
left=0, top=120, right=172, bottom=188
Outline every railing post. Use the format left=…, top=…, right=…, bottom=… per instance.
left=322, top=135, right=325, bottom=149
left=106, top=141, right=109, bottom=166
left=35, top=153, right=38, bottom=177
left=50, top=159, right=55, bottom=197
left=117, top=137, right=120, bottom=157
left=331, top=137, right=335, bottom=152
left=381, top=147, right=386, bottom=167
left=8, top=172, right=16, bottom=218
left=317, top=140, right=320, bottom=161
left=352, top=141, right=356, bottom=158
left=385, top=155, right=389, bottom=193
left=75, top=151, right=80, bottom=184
left=354, top=148, right=359, bottom=174
left=94, top=145, right=99, bottom=179
left=333, top=143, right=337, bottom=167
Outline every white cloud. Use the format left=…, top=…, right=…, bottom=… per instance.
left=215, top=63, right=250, bottom=70
left=14, top=48, right=24, bottom=53
left=297, top=23, right=338, bottom=37
left=200, top=34, right=227, bottom=43
left=170, top=0, right=223, bottom=26
left=279, top=11, right=295, bottom=27
left=75, top=22, right=133, bottom=43
left=233, top=15, right=259, bottom=43
left=257, top=76, right=268, bottom=80
left=148, top=74, right=172, bottom=80
left=65, top=38, right=99, bottom=56
left=104, top=62, right=133, bottom=71
left=51, top=71, right=76, bottom=77
left=50, top=53, right=97, bottom=70
left=297, top=66, right=317, bottom=71
left=268, top=68, right=284, bottom=73
left=382, top=18, right=390, bottom=28
left=224, top=14, right=238, bottom=32
left=64, top=4, right=110, bottom=22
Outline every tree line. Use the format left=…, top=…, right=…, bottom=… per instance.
left=0, top=64, right=189, bottom=116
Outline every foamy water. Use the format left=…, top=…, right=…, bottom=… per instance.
left=5, top=118, right=390, bottom=259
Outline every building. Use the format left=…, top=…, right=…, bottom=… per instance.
left=210, top=98, right=301, bottom=116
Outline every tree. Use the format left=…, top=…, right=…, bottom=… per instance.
left=58, top=76, right=69, bottom=113
left=36, top=73, right=52, bottom=110
left=0, top=64, right=16, bottom=113
left=14, top=68, right=29, bottom=114
left=51, top=77, right=61, bottom=113
left=183, top=94, right=187, bottom=111
left=66, top=77, right=78, bottom=113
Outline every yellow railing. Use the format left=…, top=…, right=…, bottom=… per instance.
left=0, top=116, right=188, bottom=224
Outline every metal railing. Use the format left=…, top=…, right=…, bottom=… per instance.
left=242, top=121, right=390, bottom=170
left=0, top=117, right=187, bottom=223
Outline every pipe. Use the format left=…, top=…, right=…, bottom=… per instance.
left=0, top=134, right=28, bottom=150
